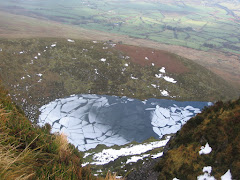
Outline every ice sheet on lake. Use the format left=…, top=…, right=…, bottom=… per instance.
left=38, top=94, right=210, bottom=151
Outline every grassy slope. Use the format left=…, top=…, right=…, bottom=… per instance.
left=155, top=98, right=240, bottom=179
left=0, top=80, right=96, bottom=179
left=0, top=38, right=238, bottom=121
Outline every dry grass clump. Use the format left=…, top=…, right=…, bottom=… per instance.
left=0, top=132, right=35, bottom=180
left=96, top=171, right=124, bottom=180
left=54, top=133, right=71, bottom=162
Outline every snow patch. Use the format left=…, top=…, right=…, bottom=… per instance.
left=203, top=166, right=212, bottom=174
left=159, top=67, right=166, bottom=73
left=221, top=170, right=232, bottom=180
left=94, top=69, right=99, bottom=74
left=130, top=74, right=138, bottom=80
left=163, top=76, right=177, bottom=83
left=100, top=58, right=106, bottom=62
left=67, top=39, right=75, bottom=43
left=155, top=74, right=162, bottom=78
left=126, top=154, right=149, bottom=164
left=151, top=152, right=163, bottom=159
left=199, top=143, right=212, bottom=155
left=90, top=137, right=170, bottom=165
left=151, top=84, right=157, bottom=88
left=197, top=166, right=215, bottom=180
left=161, top=90, right=169, bottom=97
left=36, top=73, right=43, bottom=77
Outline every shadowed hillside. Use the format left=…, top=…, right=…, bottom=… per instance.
left=155, top=98, right=240, bottom=179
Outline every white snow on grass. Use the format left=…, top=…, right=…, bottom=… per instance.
left=221, top=170, right=232, bottom=180
left=197, top=166, right=215, bottom=180
left=130, top=74, right=138, bottom=80
left=67, top=39, right=75, bottom=43
left=155, top=74, right=162, bottom=78
left=203, top=166, right=212, bottom=174
left=151, top=152, right=163, bottom=159
left=199, top=143, right=212, bottom=155
left=36, top=73, right=43, bottom=77
left=100, top=58, right=106, bottom=62
left=163, top=76, right=177, bottom=83
left=126, top=154, right=149, bottom=164
left=161, top=90, right=169, bottom=97
left=154, top=67, right=177, bottom=83
left=94, top=69, right=99, bottom=74
left=151, top=84, right=157, bottom=88
left=90, top=136, right=170, bottom=165
left=159, top=67, right=166, bottom=73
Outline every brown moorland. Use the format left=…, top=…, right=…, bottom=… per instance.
left=115, top=44, right=189, bottom=74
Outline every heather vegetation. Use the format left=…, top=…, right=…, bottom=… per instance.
left=155, top=98, right=240, bottom=179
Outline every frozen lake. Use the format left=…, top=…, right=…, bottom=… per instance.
left=38, top=94, right=211, bottom=151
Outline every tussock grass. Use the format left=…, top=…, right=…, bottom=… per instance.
left=0, top=81, right=94, bottom=179
left=0, top=132, right=35, bottom=180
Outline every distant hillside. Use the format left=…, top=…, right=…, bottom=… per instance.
left=154, top=98, right=240, bottom=179
left=0, top=38, right=238, bottom=121
left=0, top=81, right=94, bottom=179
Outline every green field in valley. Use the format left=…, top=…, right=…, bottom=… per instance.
left=0, top=0, right=239, bottom=54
